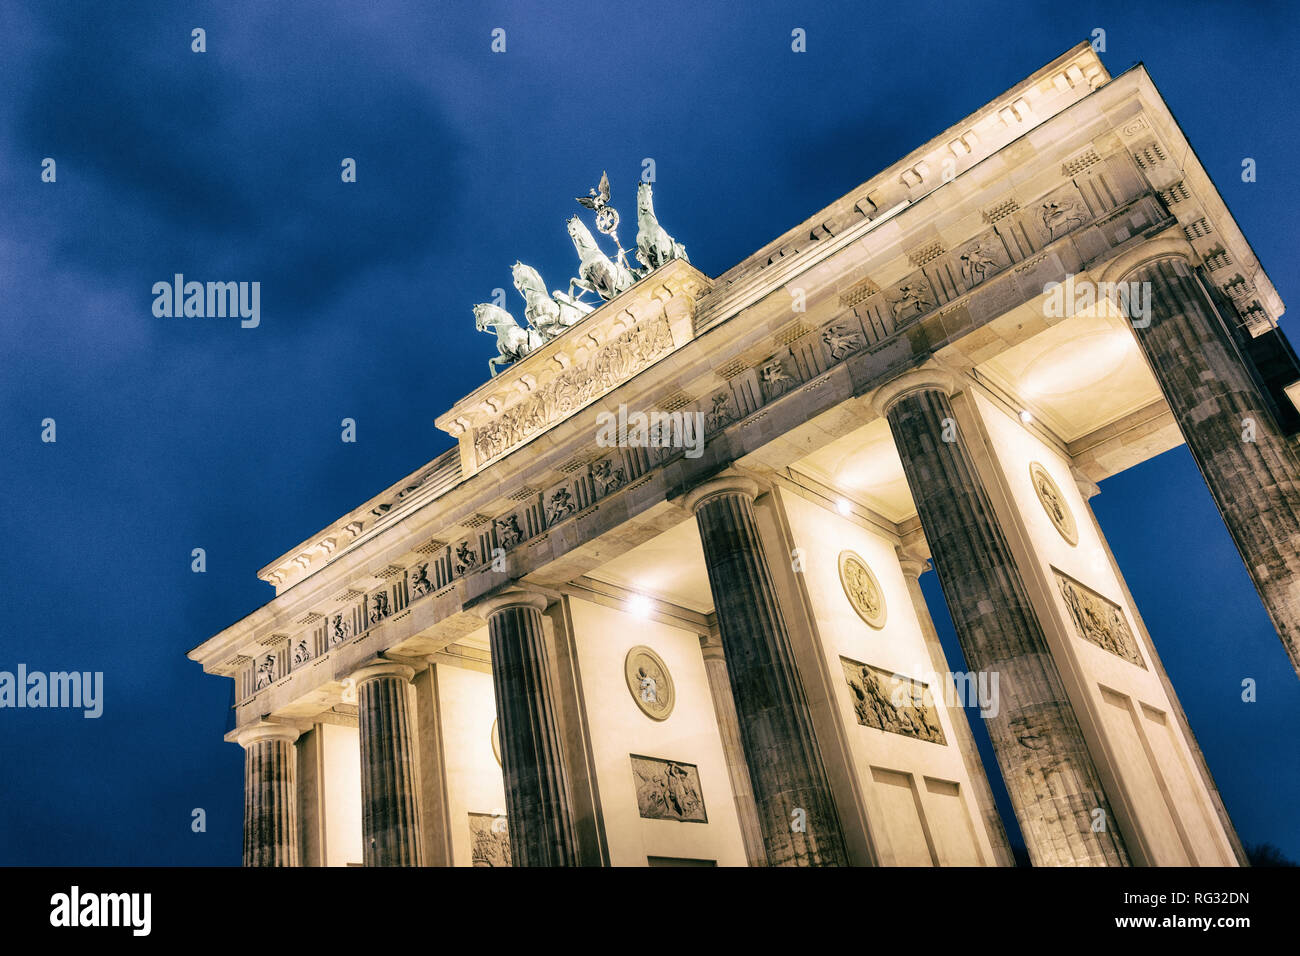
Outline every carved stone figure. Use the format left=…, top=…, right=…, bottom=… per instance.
left=959, top=240, right=1001, bottom=286
left=293, top=641, right=309, bottom=666
left=705, top=392, right=736, bottom=431
left=1055, top=570, right=1146, bottom=668
left=838, top=550, right=886, bottom=628
left=255, top=655, right=275, bottom=690
left=511, top=262, right=565, bottom=339
left=331, top=612, right=352, bottom=646
left=631, top=755, right=706, bottom=822
left=454, top=541, right=479, bottom=575
left=469, top=812, right=512, bottom=867
left=890, top=279, right=934, bottom=320
left=590, top=458, right=626, bottom=496
left=822, top=323, right=862, bottom=360
left=839, top=656, right=946, bottom=745
left=567, top=216, right=636, bottom=301
left=1040, top=197, right=1088, bottom=239
left=624, top=646, right=675, bottom=720
left=410, top=563, right=432, bottom=597
left=474, top=302, right=544, bottom=377
left=368, top=590, right=390, bottom=624
left=546, top=487, right=576, bottom=525
left=634, top=181, right=689, bottom=271
left=469, top=313, right=675, bottom=465
left=495, top=514, right=524, bottom=550
left=1029, top=462, right=1078, bottom=545
left=759, top=358, right=793, bottom=399
left=512, top=262, right=593, bottom=340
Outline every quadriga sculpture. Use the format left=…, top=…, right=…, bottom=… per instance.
left=566, top=216, right=636, bottom=301
left=635, top=181, right=689, bottom=271
left=473, top=302, right=542, bottom=377
left=512, top=261, right=592, bottom=340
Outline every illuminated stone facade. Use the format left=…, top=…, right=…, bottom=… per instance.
left=191, top=44, right=1300, bottom=866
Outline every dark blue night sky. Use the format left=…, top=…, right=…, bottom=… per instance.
left=1, top=1, right=1296, bottom=865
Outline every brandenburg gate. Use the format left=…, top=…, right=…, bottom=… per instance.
left=191, top=44, right=1299, bottom=866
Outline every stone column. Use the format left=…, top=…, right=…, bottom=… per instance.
left=480, top=589, right=580, bottom=867
left=684, top=476, right=849, bottom=867
left=876, top=372, right=1129, bottom=866
left=896, top=549, right=1016, bottom=868
left=700, top=632, right=768, bottom=867
left=1103, top=241, right=1300, bottom=679
left=353, top=660, right=424, bottom=866
left=238, top=722, right=300, bottom=867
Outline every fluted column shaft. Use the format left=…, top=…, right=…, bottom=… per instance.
left=484, top=593, right=580, bottom=866
left=884, top=385, right=1129, bottom=866
left=688, top=479, right=849, bottom=867
left=239, top=723, right=300, bottom=867
left=1124, top=255, right=1300, bottom=678
left=354, top=662, right=424, bottom=866
left=701, top=635, right=768, bottom=867
left=897, top=552, right=1015, bottom=867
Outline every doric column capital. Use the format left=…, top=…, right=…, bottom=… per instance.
left=682, top=474, right=760, bottom=514
left=235, top=720, right=300, bottom=749
left=1096, top=235, right=1196, bottom=286
left=350, top=659, right=416, bottom=686
left=871, top=366, right=960, bottom=418
left=476, top=587, right=549, bottom=619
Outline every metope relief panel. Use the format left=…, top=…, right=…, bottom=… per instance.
left=327, top=603, right=363, bottom=649
left=631, top=755, right=707, bottom=823
left=468, top=812, right=512, bottom=867
left=1053, top=569, right=1146, bottom=669
left=884, top=273, right=935, bottom=326
left=366, top=586, right=393, bottom=627
left=1029, top=182, right=1093, bottom=245
left=840, top=657, right=946, bottom=745
left=943, top=230, right=1012, bottom=295
left=408, top=561, right=434, bottom=600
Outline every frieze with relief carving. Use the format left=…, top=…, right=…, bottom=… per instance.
left=631, top=755, right=706, bottom=822
left=840, top=656, right=946, bottom=745
left=472, top=312, right=675, bottom=466
left=409, top=563, right=433, bottom=597
left=468, top=812, right=512, bottom=866
left=1054, top=569, right=1145, bottom=668
left=590, top=456, right=626, bottom=496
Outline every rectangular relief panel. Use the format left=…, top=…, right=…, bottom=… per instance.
left=840, top=656, right=946, bottom=745
left=468, top=811, right=512, bottom=867
left=630, top=755, right=708, bottom=823
left=1053, top=568, right=1146, bottom=668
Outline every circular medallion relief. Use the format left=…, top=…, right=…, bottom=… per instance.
left=1029, top=461, right=1078, bottom=546
left=490, top=718, right=501, bottom=767
left=838, top=550, right=887, bottom=629
left=624, top=646, right=675, bottom=720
